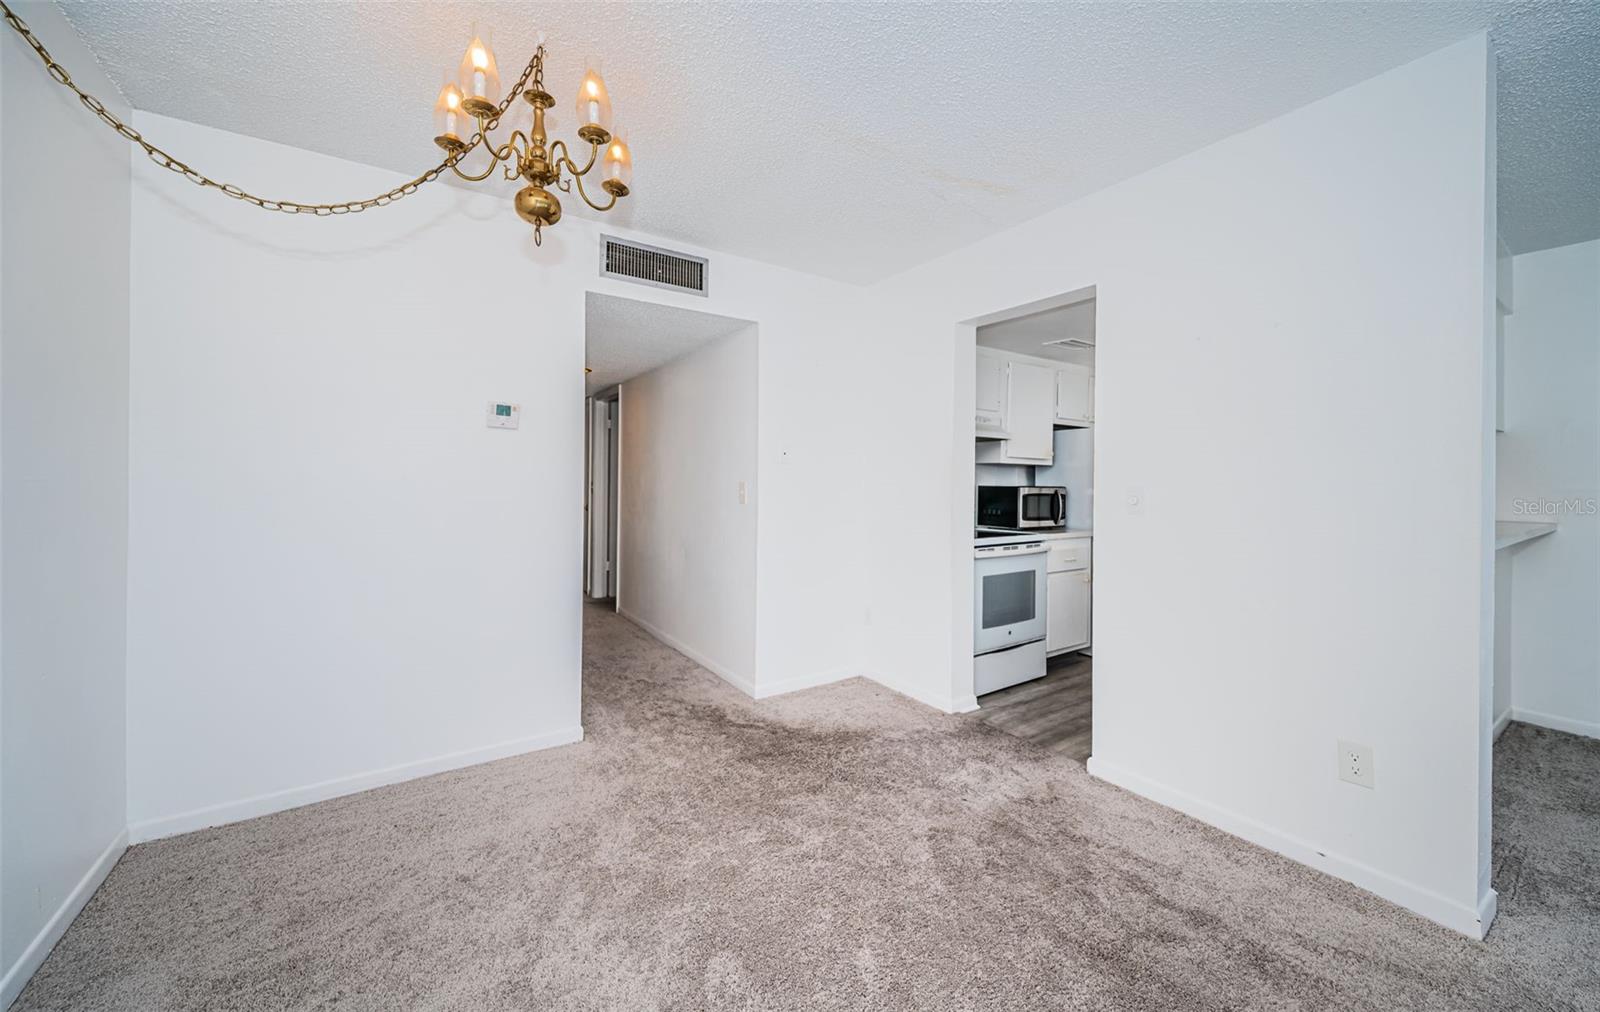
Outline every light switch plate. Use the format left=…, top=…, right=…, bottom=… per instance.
left=486, top=401, right=521, bottom=429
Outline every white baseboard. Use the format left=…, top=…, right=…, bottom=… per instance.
left=1492, top=708, right=1513, bottom=740
left=619, top=607, right=759, bottom=696
left=618, top=607, right=859, bottom=701
left=1, top=828, right=128, bottom=1009
left=128, top=726, right=584, bottom=844
left=1086, top=756, right=1492, bottom=940
left=863, top=671, right=974, bottom=715
left=1477, top=885, right=1499, bottom=938
left=1509, top=707, right=1600, bottom=740
left=751, top=667, right=856, bottom=700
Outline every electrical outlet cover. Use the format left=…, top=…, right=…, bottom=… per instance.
left=1337, top=739, right=1375, bottom=789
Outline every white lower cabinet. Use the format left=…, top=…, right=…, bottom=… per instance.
left=1046, top=538, right=1091, bottom=655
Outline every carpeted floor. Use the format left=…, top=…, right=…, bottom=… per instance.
left=15, top=603, right=1600, bottom=1010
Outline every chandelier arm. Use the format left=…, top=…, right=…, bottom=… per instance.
left=551, top=139, right=600, bottom=179
left=566, top=166, right=618, bottom=213
left=499, top=131, right=531, bottom=180
left=450, top=149, right=504, bottom=183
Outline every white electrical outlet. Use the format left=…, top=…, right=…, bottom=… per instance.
left=737, top=480, right=748, bottom=505
left=1337, top=740, right=1375, bottom=789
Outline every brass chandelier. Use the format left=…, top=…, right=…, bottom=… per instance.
left=0, top=1, right=631, bottom=242
left=433, top=35, right=633, bottom=244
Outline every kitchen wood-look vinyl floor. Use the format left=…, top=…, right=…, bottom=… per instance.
left=974, top=651, right=1092, bottom=762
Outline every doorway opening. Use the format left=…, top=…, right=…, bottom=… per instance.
left=958, top=285, right=1098, bottom=763
left=581, top=291, right=760, bottom=691
left=584, top=389, right=620, bottom=605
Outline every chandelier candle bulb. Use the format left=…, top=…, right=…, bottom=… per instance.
left=457, top=35, right=501, bottom=116
left=602, top=134, right=632, bottom=195
left=575, top=67, right=613, bottom=144
left=432, top=83, right=467, bottom=151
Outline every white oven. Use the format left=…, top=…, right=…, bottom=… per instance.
left=973, top=541, right=1047, bottom=656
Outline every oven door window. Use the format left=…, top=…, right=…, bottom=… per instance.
left=981, top=569, right=1037, bottom=629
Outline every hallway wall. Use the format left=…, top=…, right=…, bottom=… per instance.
left=1496, top=239, right=1600, bottom=737
left=618, top=328, right=758, bottom=690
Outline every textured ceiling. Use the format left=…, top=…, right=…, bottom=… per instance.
left=54, top=1, right=1600, bottom=282
left=979, top=300, right=1097, bottom=365
left=584, top=292, right=750, bottom=395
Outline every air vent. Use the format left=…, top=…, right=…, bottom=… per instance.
left=1043, top=337, right=1095, bottom=350
left=600, top=235, right=708, bottom=296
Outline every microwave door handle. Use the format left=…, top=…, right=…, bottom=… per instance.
left=1055, top=490, right=1067, bottom=526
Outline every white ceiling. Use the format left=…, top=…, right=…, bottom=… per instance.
left=584, top=293, right=750, bottom=395
left=979, top=299, right=1096, bottom=366
left=55, top=1, right=1600, bottom=282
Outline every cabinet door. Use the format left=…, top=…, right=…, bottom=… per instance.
left=975, top=349, right=1007, bottom=435
left=1005, top=360, right=1055, bottom=462
left=1047, top=569, right=1092, bottom=653
left=1055, top=366, right=1092, bottom=425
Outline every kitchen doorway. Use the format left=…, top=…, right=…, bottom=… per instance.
left=960, top=286, right=1098, bottom=763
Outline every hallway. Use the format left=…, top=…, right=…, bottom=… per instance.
left=16, top=603, right=1597, bottom=1010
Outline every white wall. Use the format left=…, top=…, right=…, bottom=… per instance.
left=1497, top=239, right=1600, bottom=737
left=0, top=3, right=130, bottom=1004
left=618, top=328, right=758, bottom=690
left=857, top=37, right=1497, bottom=936
left=124, top=112, right=872, bottom=839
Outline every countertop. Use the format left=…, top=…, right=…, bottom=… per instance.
left=1495, top=521, right=1557, bottom=551
left=975, top=527, right=1092, bottom=547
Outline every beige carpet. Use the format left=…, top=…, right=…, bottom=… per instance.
left=14, top=602, right=1599, bottom=1010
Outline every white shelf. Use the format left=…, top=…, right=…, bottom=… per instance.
left=1494, top=521, right=1557, bottom=551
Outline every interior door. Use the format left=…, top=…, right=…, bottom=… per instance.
left=587, top=399, right=609, bottom=600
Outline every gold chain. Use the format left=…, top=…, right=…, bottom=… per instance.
left=0, top=0, right=539, bottom=215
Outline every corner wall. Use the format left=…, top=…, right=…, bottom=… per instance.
left=860, top=36, right=1498, bottom=935
left=0, top=2, right=131, bottom=1004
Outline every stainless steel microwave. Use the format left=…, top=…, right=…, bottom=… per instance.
left=976, top=485, right=1067, bottom=529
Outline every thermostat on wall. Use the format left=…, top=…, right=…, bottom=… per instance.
left=486, top=401, right=521, bottom=429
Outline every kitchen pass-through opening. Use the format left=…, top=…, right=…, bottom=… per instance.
left=964, top=286, right=1097, bottom=763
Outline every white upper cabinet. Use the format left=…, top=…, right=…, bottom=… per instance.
left=1054, top=364, right=1094, bottom=426
left=975, top=348, right=1008, bottom=437
left=976, top=357, right=1055, bottom=464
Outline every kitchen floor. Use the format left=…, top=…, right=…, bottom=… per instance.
left=974, top=650, right=1092, bottom=762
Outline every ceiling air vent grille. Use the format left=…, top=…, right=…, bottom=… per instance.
left=600, top=235, right=708, bottom=296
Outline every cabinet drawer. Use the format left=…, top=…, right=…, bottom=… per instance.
left=1047, top=539, right=1091, bottom=573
